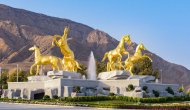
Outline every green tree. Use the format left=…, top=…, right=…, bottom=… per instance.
left=153, top=69, right=159, bottom=79
left=178, top=85, right=184, bottom=93
left=78, top=64, right=87, bottom=77
left=165, top=87, right=174, bottom=95
left=127, top=84, right=134, bottom=91
left=131, top=57, right=157, bottom=77
left=27, top=69, right=36, bottom=76
left=0, top=69, right=9, bottom=89
left=152, top=90, right=160, bottom=97
left=8, top=70, right=28, bottom=82
left=131, top=65, right=140, bottom=75
left=96, top=62, right=106, bottom=75
left=142, top=86, right=148, bottom=92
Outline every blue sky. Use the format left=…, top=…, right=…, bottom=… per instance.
left=1, top=0, right=190, bottom=69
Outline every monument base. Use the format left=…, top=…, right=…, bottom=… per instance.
left=27, top=76, right=52, bottom=82
left=127, top=75, right=155, bottom=82
left=98, top=70, right=130, bottom=80
left=47, top=71, right=82, bottom=79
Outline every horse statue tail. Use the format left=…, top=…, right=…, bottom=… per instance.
left=146, top=56, right=153, bottom=62
left=76, top=61, right=82, bottom=70
left=143, top=53, right=153, bottom=62
left=102, top=52, right=108, bottom=62
left=58, top=58, right=64, bottom=70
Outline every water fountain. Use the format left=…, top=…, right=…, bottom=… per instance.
left=87, top=51, right=97, bottom=80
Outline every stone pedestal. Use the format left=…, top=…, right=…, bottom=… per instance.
left=8, top=89, right=14, bottom=99
left=21, top=88, right=29, bottom=99
left=98, top=70, right=130, bottom=80
left=47, top=71, right=81, bottom=79
left=27, top=76, right=52, bottom=82
left=45, top=88, right=58, bottom=98
left=110, top=86, right=120, bottom=94
left=1, top=89, right=8, bottom=98
left=127, top=75, right=155, bottom=83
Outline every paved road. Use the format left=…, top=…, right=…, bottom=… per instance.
left=0, top=102, right=118, bottom=110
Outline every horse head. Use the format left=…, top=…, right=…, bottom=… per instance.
left=122, top=35, right=132, bottom=45
left=138, top=43, right=147, bottom=51
left=64, top=26, right=69, bottom=34
left=29, top=45, right=39, bottom=51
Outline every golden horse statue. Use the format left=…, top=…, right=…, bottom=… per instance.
left=29, top=45, right=60, bottom=75
left=102, top=35, right=132, bottom=71
left=124, top=43, right=152, bottom=75
left=52, top=26, right=81, bottom=72
left=61, top=57, right=81, bottom=72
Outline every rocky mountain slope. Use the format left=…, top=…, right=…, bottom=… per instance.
left=0, top=4, right=190, bottom=89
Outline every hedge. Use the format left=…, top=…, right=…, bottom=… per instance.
left=1, top=96, right=190, bottom=109
left=1, top=96, right=190, bottom=103
left=59, top=96, right=190, bottom=103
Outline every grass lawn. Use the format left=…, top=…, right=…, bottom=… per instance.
left=75, top=100, right=190, bottom=109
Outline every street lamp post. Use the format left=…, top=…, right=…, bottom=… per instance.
left=0, top=67, right=2, bottom=94
left=17, top=64, right=18, bottom=82
left=160, top=69, right=162, bottom=84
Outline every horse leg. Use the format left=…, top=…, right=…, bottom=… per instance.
left=129, top=66, right=134, bottom=76
left=118, top=54, right=123, bottom=70
left=107, top=62, right=110, bottom=71
left=52, top=64, right=56, bottom=71
left=75, top=61, right=81, bottom=70
left=72, top=62, right=76, bottom=72
left=110, top=61, right=115, bottom=71
left=36, top=65, right=40, bottom=75
left=61, top=59, right=65, bottom=70
left=57, top=65, right=60, bottom=71
left=54, top=65, right=59, bottom=71
left=108, top=55, right=115, bottom=71
left=53, top=62, right=59, bottom=71
left=71, top=60, right=75, bottom=72
left=117, top=57, right=122, bottom=70
left=30, top=64, right=36, bottom=75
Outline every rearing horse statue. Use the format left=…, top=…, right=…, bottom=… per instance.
left=29, top=45, right=60, bottom=75
left=102, top=35, right=132, bottom=71
left=124, top=43, right=152, bottom=75
left=52, top=27, right=74, bottom=59
left=52, top=27, right=81, bottom=72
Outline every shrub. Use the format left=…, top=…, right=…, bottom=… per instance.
left=2, top=84, right=8, bottom=89
left=165, top=87, right=174, bottom=95
left=73, top=86, right=81, bottom=93
left=109, top=92, right=115, bottom=96
left=52, top=95, right=59, bottom=99
left=127, top=84, right=134, bottom=91
left=60, top=96, right=112, bottom=102
left=142, top=86, right=148, bottom=92
left=43, top=95, right=50, bottom=100
left=178, top=85, right=184, bottom=93
left=152, top=90, right=159, bottom=97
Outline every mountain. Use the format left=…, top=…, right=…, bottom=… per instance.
left=0, top=4, right=190, bottom=90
